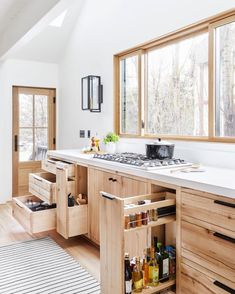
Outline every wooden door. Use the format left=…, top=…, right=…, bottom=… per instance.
left=12, top=86, right=56, bottom=196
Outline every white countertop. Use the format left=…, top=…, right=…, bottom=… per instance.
left=47, top=149, right=235, bottom=199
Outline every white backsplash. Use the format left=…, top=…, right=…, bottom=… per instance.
left=116, top=138, right=235, bottom=170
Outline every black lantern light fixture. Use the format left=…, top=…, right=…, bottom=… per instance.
left=81, top=75, right=103, bottom=112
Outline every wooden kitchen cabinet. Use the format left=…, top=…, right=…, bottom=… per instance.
left=181, top=262, right=235, bottom=294
left=100, top=191, right=176, bottom=293
left=179, top=188, right=235, bottom=293
left=88, top=168, right=149, bottom=245
left=56, top=165, right=88, bottom=239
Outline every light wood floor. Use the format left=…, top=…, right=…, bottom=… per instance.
left=0, top=203, right=100, bottom=281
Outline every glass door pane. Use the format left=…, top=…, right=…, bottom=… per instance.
left=35, top=95, right=48, bottom=127
left=18, top=93, right=49, bottom=161
left=19, top=94, right=33, bottom=127
left=19, top=128, right=33, bottom=161
left=35, top=128, right=48, bottom=160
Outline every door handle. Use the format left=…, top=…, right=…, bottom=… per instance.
left=108, top=177, right=113, bottom=181
left=112, top=179, right=117, bottom=182
left=14, top=135, right=18, bottom=152
left=213, top=280, right=235, bottom=293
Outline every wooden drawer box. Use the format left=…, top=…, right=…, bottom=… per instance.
left=42, top=158, right=75, bottom=177
left=12, top=195, right=56, bottom=234
left=181, top=262, right=235, bottom=294
left=181, top=188, right=235, bottom=232
left=68, top=204, right=88, bottom=238
left=29, top=172, right=56, bottom=204
left=181, top=220, right=235, bottom=284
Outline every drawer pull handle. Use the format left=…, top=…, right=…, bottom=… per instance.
left=214, top=199, right=235, bottom=209
left=112, top=179, right=117, bottom=182
left=213, top=232, right=235, bottom=244
left=16, top=202, right=23, bottom=209
left=101, top=192, right=115, bottom=200
left=47, top=159, right=56, bottom=164
left=56, top=167, right=64, bottom=171
left=213, top=280, right=235, bottom=293
left=33, top=176, right=42, bottom=182
left=108, top=177, right=113, bottom=181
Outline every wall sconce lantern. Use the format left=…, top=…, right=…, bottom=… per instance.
left=81, top=75, right=103, bottom=112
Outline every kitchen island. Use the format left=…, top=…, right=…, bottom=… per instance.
left=12, top=149, right=235, bottom=294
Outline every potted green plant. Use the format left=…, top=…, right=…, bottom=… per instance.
left=103, top=132, right=119, bottom=154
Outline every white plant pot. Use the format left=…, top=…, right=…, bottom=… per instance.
left=105, top=142, right=116, bottom=154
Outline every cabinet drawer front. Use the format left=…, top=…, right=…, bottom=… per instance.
left=29, top=172, right=56, bottom=204
left=181, top=263, right=235, bottom=294
left=182, top=220, right=235, bottom=283
left=12, top=197, right=31, bottom=232
left=42, top=158, right=75, bottom=177
left=68, top=205, right=88, bottom=237
left=182, top=190, right=235, bottom=232
left=12, top=195, right=56, bottom=234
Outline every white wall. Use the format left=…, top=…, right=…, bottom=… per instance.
left=58, top=0, right=235, bottom=169
left=0, top=59, right=58, bottom=203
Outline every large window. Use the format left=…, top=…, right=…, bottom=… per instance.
left=147, top=33, right=208, bottom=136
left=120, top=55, right=139, bottom=135
left=215, top=20, right=235, bottom=137
left=116, top=11, right=235, bottom=142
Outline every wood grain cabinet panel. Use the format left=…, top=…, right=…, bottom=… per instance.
left=181, top=263, right=234, bottom=294
left=29, top=172, right=56, bottom=204
left=42, top=158, right=75, bottom=177
left=181, top=220, right=235, bottom=284
left=88, top=168, right=149, bottom=245
left=181, top=188, right=235, bottom=232
left=120, top=176, right=149, bottom=197
left=12, top=195, right=56, bottom=234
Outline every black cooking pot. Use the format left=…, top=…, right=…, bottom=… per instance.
left=146, top=139, right=175, bottom=160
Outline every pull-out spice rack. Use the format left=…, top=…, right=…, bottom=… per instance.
left=99, top=191, right=176, bottom=294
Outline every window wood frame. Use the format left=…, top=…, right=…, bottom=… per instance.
left=114, top=8, right=235, bottom=143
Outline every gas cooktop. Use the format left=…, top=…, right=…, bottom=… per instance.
left=93, top=152, right=190, bottom=170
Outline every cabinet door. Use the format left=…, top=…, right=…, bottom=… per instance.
left=88, top=168, right=121, bottom=244
left=120, top=176, right=149, bottom=197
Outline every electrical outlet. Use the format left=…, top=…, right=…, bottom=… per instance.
left=87, top=130, right=91, bottom=138
left=80, top=130, right=85, bottom=138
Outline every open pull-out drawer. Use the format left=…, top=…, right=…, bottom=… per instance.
left=29, top=172, right=57, bottom=204
left=42, top=158, right=75, bottom=177
left=12, top=195, right=56, bottom=234
left=56, top=167, right=87, bottom=239
left=68, top=204, right=88, bottom=237
left=99, top=191, right=176, bottom=294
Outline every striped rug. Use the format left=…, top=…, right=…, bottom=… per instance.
left=0, top=237, right=100, bottom=294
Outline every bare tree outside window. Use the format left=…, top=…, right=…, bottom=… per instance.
left=215, top=21, right=235, bottom=137
left=146, top=33, right=208, bottom=136
left=19, top=94, right=48, bottom=161
left=120, top=55, right=139, bottom=134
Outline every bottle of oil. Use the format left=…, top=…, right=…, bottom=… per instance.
left=148, top=247, right=159, bottom=286
left=142, top=251, right=149, bottom=289
left=132, top=256, right=143, bottom=292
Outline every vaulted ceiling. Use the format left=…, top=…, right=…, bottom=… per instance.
left=0, top=0, right=84, bottom=63
left=0, top=0, right=31, bottom=37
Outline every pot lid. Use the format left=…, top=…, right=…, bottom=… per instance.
left=150, top=138, right=174, bottom=146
